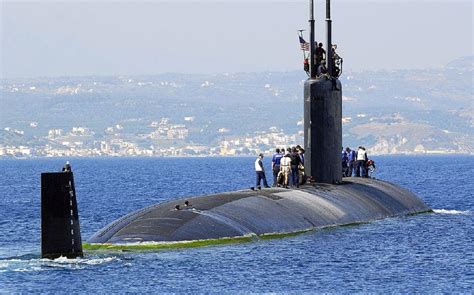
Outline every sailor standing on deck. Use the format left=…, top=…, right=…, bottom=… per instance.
left=297, top=146, right=306, bottom=185
left=355, top=146, right=368, bottom=177
left=290, top=147, right=301, bottom=188
left=255, top=153, right=270, bottom=190
left=347, top=147, right=356, bottom=177
left=341, top=147, right=349, bottom=176
left=62, top=161, right=72, bottom=172
left=280, top=150, right=292, bottom=189
left=271, top=148, right=283, bottom=187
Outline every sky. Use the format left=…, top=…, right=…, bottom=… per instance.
left=0, top=0, right=472, bottom=78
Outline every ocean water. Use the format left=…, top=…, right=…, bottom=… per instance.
left=0, top=156, right=472, bottom=293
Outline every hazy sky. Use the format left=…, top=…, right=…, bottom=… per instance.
left=1, top=0, right=472, bottom=78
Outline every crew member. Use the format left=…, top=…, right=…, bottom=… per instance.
left=366, top=159, right=376, bottom=178
left=341, top=147, right=348, bottom=177
left=290, top=147, right=301, bottom=188
left=254, top=153, right=270, bottom=190
left=296, top=145, right=305, bottom=164
left=62, top=161, right=72, bottom=172
left=355, top=146, right=368, bottom=177
left=315, top=43, right=326, bottom=74
left=346, top=147, right=356, bottom=177
left=296, top=145, right=306, bottom=185
left=280, top=150, right=292, bottom=189
left=271, top=148, right=283, bottom=187
left=319, top=61, right=327, bottom=75
left=331, top=46, right=341, bottom=77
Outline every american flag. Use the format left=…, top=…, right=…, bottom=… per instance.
left=299, top=36, right=309, bottom=51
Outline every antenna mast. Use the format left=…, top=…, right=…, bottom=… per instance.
left=326, top=0, right=333, bottom=76
left=309, top=0, right=316, bottom=78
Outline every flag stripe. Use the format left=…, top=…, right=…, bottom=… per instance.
left=299, top=36, right=309, bottom=51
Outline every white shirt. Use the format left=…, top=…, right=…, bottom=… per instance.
left=255, top=158, right=264, bottom=172
left=280, top=155, right=291, bottom=167
left=357, top=149, right=367, bottom=161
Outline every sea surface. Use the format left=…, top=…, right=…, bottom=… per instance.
left=0, top=156, right=473, bottom=293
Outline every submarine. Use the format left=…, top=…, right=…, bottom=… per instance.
left=40, top=0, right=431, bottom=259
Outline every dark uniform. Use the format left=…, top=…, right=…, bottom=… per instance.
left=290, top=148, right=301, bottom=188
left=315, top=43, right=326, bottom=73
left=272, top=149, right=283, bottom=187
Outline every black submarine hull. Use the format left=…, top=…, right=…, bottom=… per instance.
left=88, top=178, right=431, bottom=245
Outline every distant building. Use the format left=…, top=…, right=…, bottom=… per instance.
left=105, top=127, right=114, bottom=134
left=167, top=125, right=188, bottom=139
left=71, top=127, right=91, bottom=135
left=201, top=81, right=214, bottom=87
left=4, top=127, right=24, bottom=135
left=48, top=129, right=63, bottom=138
left=218, top=128, right=230, bottom=133
left=160, top=118, right=169, bottom=125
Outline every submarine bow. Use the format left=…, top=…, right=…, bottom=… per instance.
left=88, top=178, right=430, bottom=244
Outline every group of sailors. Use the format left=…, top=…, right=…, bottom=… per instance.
left=302, top=42, right=343, bottom=78
left=341, top=146, right=375, bottom=178
left=253, top=146, right=305, bottom=190
left=254, top=145, right=375, bottom=189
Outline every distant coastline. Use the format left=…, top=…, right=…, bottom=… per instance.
left=1, top=153, right=473, bottom=160
left=1, top=56, right=472, bottom=158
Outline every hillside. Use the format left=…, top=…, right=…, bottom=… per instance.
left=0, top=56, right=472, bottom=157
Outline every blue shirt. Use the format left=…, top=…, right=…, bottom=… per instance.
left=341, top=151, right=348, bottom=162
left=348, top=150, right=356, bottom=162
left=272, top=153, right=283, bottom=166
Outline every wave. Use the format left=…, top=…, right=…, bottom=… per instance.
left=49, top=256, right=117, bottom=265
left=0, top=256, right=118, bottom=272
left=433, top=209, right=471, bottom=215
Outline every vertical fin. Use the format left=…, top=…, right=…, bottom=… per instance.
left=41, top=172, right=83, bottom=259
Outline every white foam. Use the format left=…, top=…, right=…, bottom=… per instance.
left=82, top=257, right=117, bottom=265
left=0, top=256, right=118, bottom=272
left=433, top=209, right=471, bottom=215
left=45, top=256, right=118, bottom=266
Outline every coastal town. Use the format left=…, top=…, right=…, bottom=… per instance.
left=0, top=117, right=303, bottom=158
left=0, top=112, right=468, bottom=158
left=1, top=57, right=472, bottom=158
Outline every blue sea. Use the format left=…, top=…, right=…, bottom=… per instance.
left=0, top=156, right=473, bottom=293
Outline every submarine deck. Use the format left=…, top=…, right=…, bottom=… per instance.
left=87, top=177, right=431, bottom=245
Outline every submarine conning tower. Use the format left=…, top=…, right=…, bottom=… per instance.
left=304, top=0, right=342, bottom=184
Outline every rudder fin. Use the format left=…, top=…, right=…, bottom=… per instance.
left=41, top=172, right=83, bottom=259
